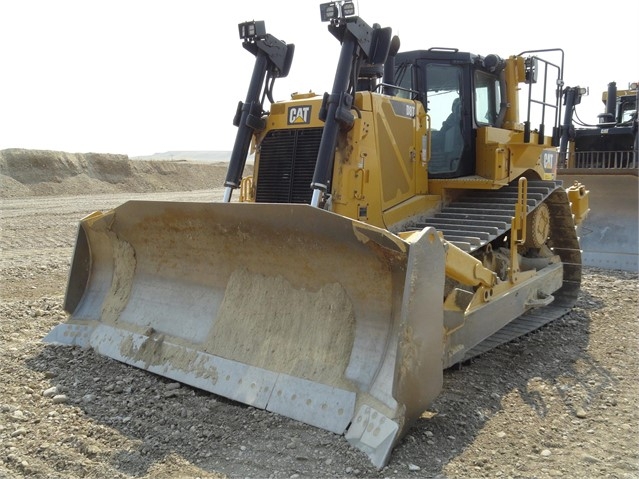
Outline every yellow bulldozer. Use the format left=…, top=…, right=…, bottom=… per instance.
left=557, top=81, right=638, bottom=271
left=46, top=2, right=591, bottom=468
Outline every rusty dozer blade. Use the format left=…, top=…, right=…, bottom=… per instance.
left=45, top=201, right=446, bottom=468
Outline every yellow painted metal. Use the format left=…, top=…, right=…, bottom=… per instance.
left=239, top=176, right=254, bottom=202
left=509, top=177, right=528, bottom=282
left=443, top=239, right=497, bottom=288
left=331, top=93, right=431, bottom=228
left=524, top=202, right=551, bottom=248
left=565, top=181, right=590, bottom=226
left=250, top=92, right=433, bottom=231
left=501, top=56, right=527, bottom=131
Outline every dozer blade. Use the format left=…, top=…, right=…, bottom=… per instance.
left=557, top=172, right=638, bottom=272
left=45, top=201, right=446, bottom=468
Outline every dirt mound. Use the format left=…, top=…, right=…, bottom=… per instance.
left=0, top=149, right=244, bottom=198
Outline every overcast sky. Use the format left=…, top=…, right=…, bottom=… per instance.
left=2, top=0, right=637, bottom=157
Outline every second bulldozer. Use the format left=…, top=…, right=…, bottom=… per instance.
left=558, top=81, right=638, bottom=272
left=46, top=2, right=591, bottom=468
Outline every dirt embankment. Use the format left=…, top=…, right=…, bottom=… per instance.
left=0, top=149, right=245, bottom=198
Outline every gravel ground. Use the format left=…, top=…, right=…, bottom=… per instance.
left=1, top=153, right=638, bottom=479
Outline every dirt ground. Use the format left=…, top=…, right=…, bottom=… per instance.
left=1, top=150, right=638, bottom=479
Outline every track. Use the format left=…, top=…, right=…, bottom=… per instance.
left=414, top=180, right=562, bottom=252
left=412, top=180, right=583, bottom=361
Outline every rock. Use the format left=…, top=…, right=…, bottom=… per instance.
left=11, top=410, right=25, bottom=420
left=581, top=454, right=600, bottom=464
left=42, top=386, right=58, bottom=397
left=11, top=428, right=27, bottom=437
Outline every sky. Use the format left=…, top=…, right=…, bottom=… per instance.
left=2, top=0, right=637, bottom=157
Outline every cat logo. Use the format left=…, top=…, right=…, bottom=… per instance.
left=542, top=149, right=557, bottom=171
left=541, top=149, right=558, bottom=179
left=288, top=105, right=312, bottom=125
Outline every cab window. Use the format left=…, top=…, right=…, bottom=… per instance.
left=474, top=71, right=500, bottom=126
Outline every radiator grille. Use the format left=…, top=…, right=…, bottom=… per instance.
left=573, top=150, right=637, bottom=169
left=255, top=128, right=323, bottom=203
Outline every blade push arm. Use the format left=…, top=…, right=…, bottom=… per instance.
left=224, top=21, right=295, bottom=202
left=311, top=7, right=392, bottom=207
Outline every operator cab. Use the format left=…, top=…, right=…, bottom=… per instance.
left=393, top=49, right=502, bottom=179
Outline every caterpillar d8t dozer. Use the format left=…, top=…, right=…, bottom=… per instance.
left=557, top=81, right=638, bottom=271
left=45, top=2, right=590, bottom=468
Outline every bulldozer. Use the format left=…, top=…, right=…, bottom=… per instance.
left=557, top=81, right=638, bottom=272
left=45, top=2, right=591, bottom=468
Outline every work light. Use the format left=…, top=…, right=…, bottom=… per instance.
left=238, top=20, right=266, bottom=40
